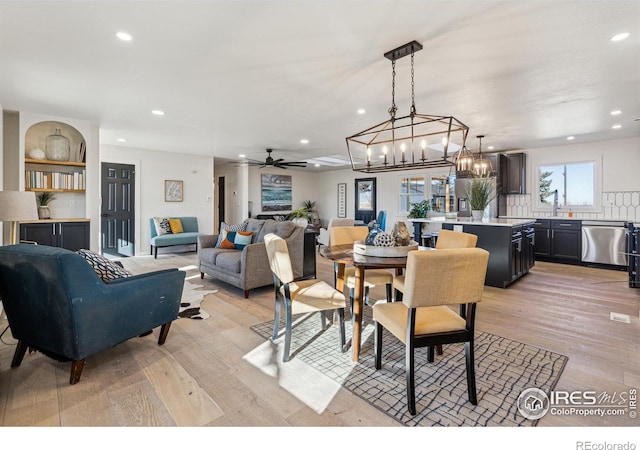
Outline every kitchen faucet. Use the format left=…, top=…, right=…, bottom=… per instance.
left=552, top=189, right=559, bottom=216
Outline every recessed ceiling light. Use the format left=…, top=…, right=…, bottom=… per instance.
left=357, top=109, right=366, bottom=115
left=612, top=124, right=622, bottom=129
left=567, top=136, right=575, bottom=140
left=116, top=138, right=127, bottom=143
left=487, top=146, right=494, bottom=150
left=300, top=139, right=309, bottom=144
left=611, top=110, right=622, bottom=115
left=238, top=154, right=246, bottom=158
left=611, top=32, right=630, bottom=42
left=116, top=31, right=133, bottom=41
left=151, top=110, right=165, bottom=116
left=314, top=163, right=320, bottom=167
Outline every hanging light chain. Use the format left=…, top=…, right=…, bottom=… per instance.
left=410, top=51, right=416, bottom=116
left=388, top=59, right=397, bottom=119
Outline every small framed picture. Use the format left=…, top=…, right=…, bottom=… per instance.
left=337, top=183, right=347, bottom=218
left=165, top=180, right=183, bottom=202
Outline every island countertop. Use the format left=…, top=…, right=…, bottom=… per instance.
left=410, top=217, right=535, bottom=227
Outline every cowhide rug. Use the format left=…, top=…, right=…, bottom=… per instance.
left=178, top=281, right=217, bottom=320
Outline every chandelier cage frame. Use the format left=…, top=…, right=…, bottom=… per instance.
left=346, top=40, right=470, bottom=174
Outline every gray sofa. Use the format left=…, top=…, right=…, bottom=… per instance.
left=198, top=218, right=304, bottom=298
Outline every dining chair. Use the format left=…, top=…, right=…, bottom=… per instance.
left=264, top=233, right=347, bottom=362
left=329, top=226, right=394, bottom=311
left=373, top=247, right=489, bottom=415
left=316, top=217, right=355, bottom=251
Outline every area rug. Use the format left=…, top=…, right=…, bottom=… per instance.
left=178, top=281, right=217, bottom=319
left=248, top=304, right=568, bottom=427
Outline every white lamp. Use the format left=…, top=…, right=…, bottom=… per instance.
left=0, top=191, right=39, bottom=245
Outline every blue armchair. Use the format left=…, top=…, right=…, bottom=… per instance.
left=0, top=244, right=185, bottom=384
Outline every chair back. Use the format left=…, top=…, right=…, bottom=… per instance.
left=264, top=233, right=295, bottom=284
left=376, top=210, right=387, bottom=231
left=403, top=248, right=489, bottom=308
left=435, top=229, right=478, bottom=249
left=329, top=226, right=369, bottom=246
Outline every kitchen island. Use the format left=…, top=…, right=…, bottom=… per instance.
left=434, top=218, right=537, bottom=288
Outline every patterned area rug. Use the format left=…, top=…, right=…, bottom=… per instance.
left=249, top=303, right=568, bottom=426
left=178, top=281, right=217, bottom=319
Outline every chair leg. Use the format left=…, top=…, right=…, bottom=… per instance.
left=465, top=341, right=478, bottom=405
left=338, top=308, right=347, bottom=353
left=158, top=322, right=172, bottom=345
left=436, top=344, right=443, bottom=355
left=271, top=296, right=281, bottom=341
left=427, top=345, right=435, bottom=363
left=406, top=339, right=417, bottom=415
left=69, top=359, right=86, bottom=385
left=395, top=289, right=403, bottom=302
left=200, top=272, right=204, bottom=279
left=364, top=286, right=370, bottom=306
left=11, top=341, right=28, bottom=368
left=386, top=284, right=392, bottom=303
left=374, top=322, right=383, bottom=370
left=283, top=300, right=293, bottom=362
left=320, top=310, right=327, bottom=330
left=154, top=246, right=158, bottom=259
left=244, top=290, right=250, bottom=298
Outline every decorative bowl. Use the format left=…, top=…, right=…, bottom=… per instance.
left=353, top=240, right=419, bottom=257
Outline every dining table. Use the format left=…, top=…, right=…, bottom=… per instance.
left=319, top=243, right=410, bottom=362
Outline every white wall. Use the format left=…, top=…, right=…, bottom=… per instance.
left=101, top=144, right=214, bottom=255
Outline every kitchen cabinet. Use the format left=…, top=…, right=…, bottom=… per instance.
left=628, top=223, right=639, bottom=288
left=20, top=220, right=90, bottom=251
left=442, top=219, right=535, bottom=288
left=534, top=219, right=581, bottom=263
left=499, top=153, right=526, bottom=194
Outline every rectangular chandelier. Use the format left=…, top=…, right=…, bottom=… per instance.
left=345, top=41, right=469, bottom=174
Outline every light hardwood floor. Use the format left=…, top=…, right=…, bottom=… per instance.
left=1, top=248, right=639, bottom=432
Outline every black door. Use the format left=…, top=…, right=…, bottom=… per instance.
left=218, top=176, right=225, bottom=231
left=101, top=162, right=135, bottom=257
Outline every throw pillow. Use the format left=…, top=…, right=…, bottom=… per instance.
left=169, top=218, right=184, bottom=234
left=219, top=231, right=237, bottom=249
left=215, top=221, right=247, bottom=248
left=77, top=249, right=132, bottom=282
left=153, top=217, right=173, bottom=235
left=233, top=231, right=253, bottom=249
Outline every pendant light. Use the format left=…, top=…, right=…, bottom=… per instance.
left=472, top=135, right=493, bottom=177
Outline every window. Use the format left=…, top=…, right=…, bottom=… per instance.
left=399, top=176, right=425, bottom=213
left=536, top=161, right=597, bottom=210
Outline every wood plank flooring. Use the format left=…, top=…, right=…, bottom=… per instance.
left=1, top=249, right=639, bottom=433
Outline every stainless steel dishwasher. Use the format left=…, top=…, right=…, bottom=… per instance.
left=581, top=220, right=628, bottom=267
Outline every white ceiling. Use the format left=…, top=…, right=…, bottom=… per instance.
left=1, top=1, right=639, bottom=170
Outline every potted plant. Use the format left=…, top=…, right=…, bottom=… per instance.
left=465, top=177, right=496, bottom=221
left=302, top=200, right=320, bottom=226
left=36, top=192, right=56, bottom=219
left=407, top=200, right=431, bottom=219
left=289, top=207, right=311, bottom=228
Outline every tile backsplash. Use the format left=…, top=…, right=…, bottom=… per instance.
left=505, top=191, right=639, bottom=222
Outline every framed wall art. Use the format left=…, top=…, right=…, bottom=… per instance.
left=164, top=180, right=183, bottom=202
left=337, top=183, right=347, bottom=218
left=261, top=173, right=292, bottom=211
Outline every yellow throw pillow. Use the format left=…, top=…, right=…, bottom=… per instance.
left=169, top=218, right=184, bottom=234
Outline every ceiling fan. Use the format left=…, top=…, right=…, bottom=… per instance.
left=242, top=149, right=307, bottom=169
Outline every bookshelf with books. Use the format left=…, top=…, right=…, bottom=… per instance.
left=25, top=159, right=86, bottom=192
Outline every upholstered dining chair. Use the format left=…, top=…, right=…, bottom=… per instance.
left=329, top=226, right=394, bottom=310
left=316, top=218, right=355, bottom=251
left=264, top=233, right=347, bottom=362
left=373, top=247, right=489, bottom=415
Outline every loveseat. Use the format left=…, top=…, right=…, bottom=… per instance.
left=149, top=216, right=202, bottom=258
left=198, top=218, right=304, bottom=298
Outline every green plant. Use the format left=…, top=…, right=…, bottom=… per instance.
left=407, top=200, right=431, bottom=219
left=465, top=177, right=496, bottom=211
left=289, top=207, right=310, bottom=220
left=302, top=200, right=316, bottom=212
left=36, top=192, right=56, bottom=206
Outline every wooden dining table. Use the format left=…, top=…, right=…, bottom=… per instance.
left=319, top=244, right=409, bottom=362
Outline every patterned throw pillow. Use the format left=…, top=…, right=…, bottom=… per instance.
left=219, top=231, right=254, bottom=250
left=169, top=218, right=184, bottom=234
left=215, top=221, right=247, bottom=248
left=77, top=249, right=132, bottom=282
left=153, top=217, right=173, bottom=235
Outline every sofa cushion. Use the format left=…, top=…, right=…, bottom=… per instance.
left=257, top=220, right=296, bottom=243
left=77, top=249, right=132, bottom=281
left=214, top=251, right=243, bottom=273
left=153, top=217, right=172, bottom=235
left=244, top=218, right=266, bottom=243
left=169, top=218, right=184, bottom=234
left=216, top=221, right=248, bottom=248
